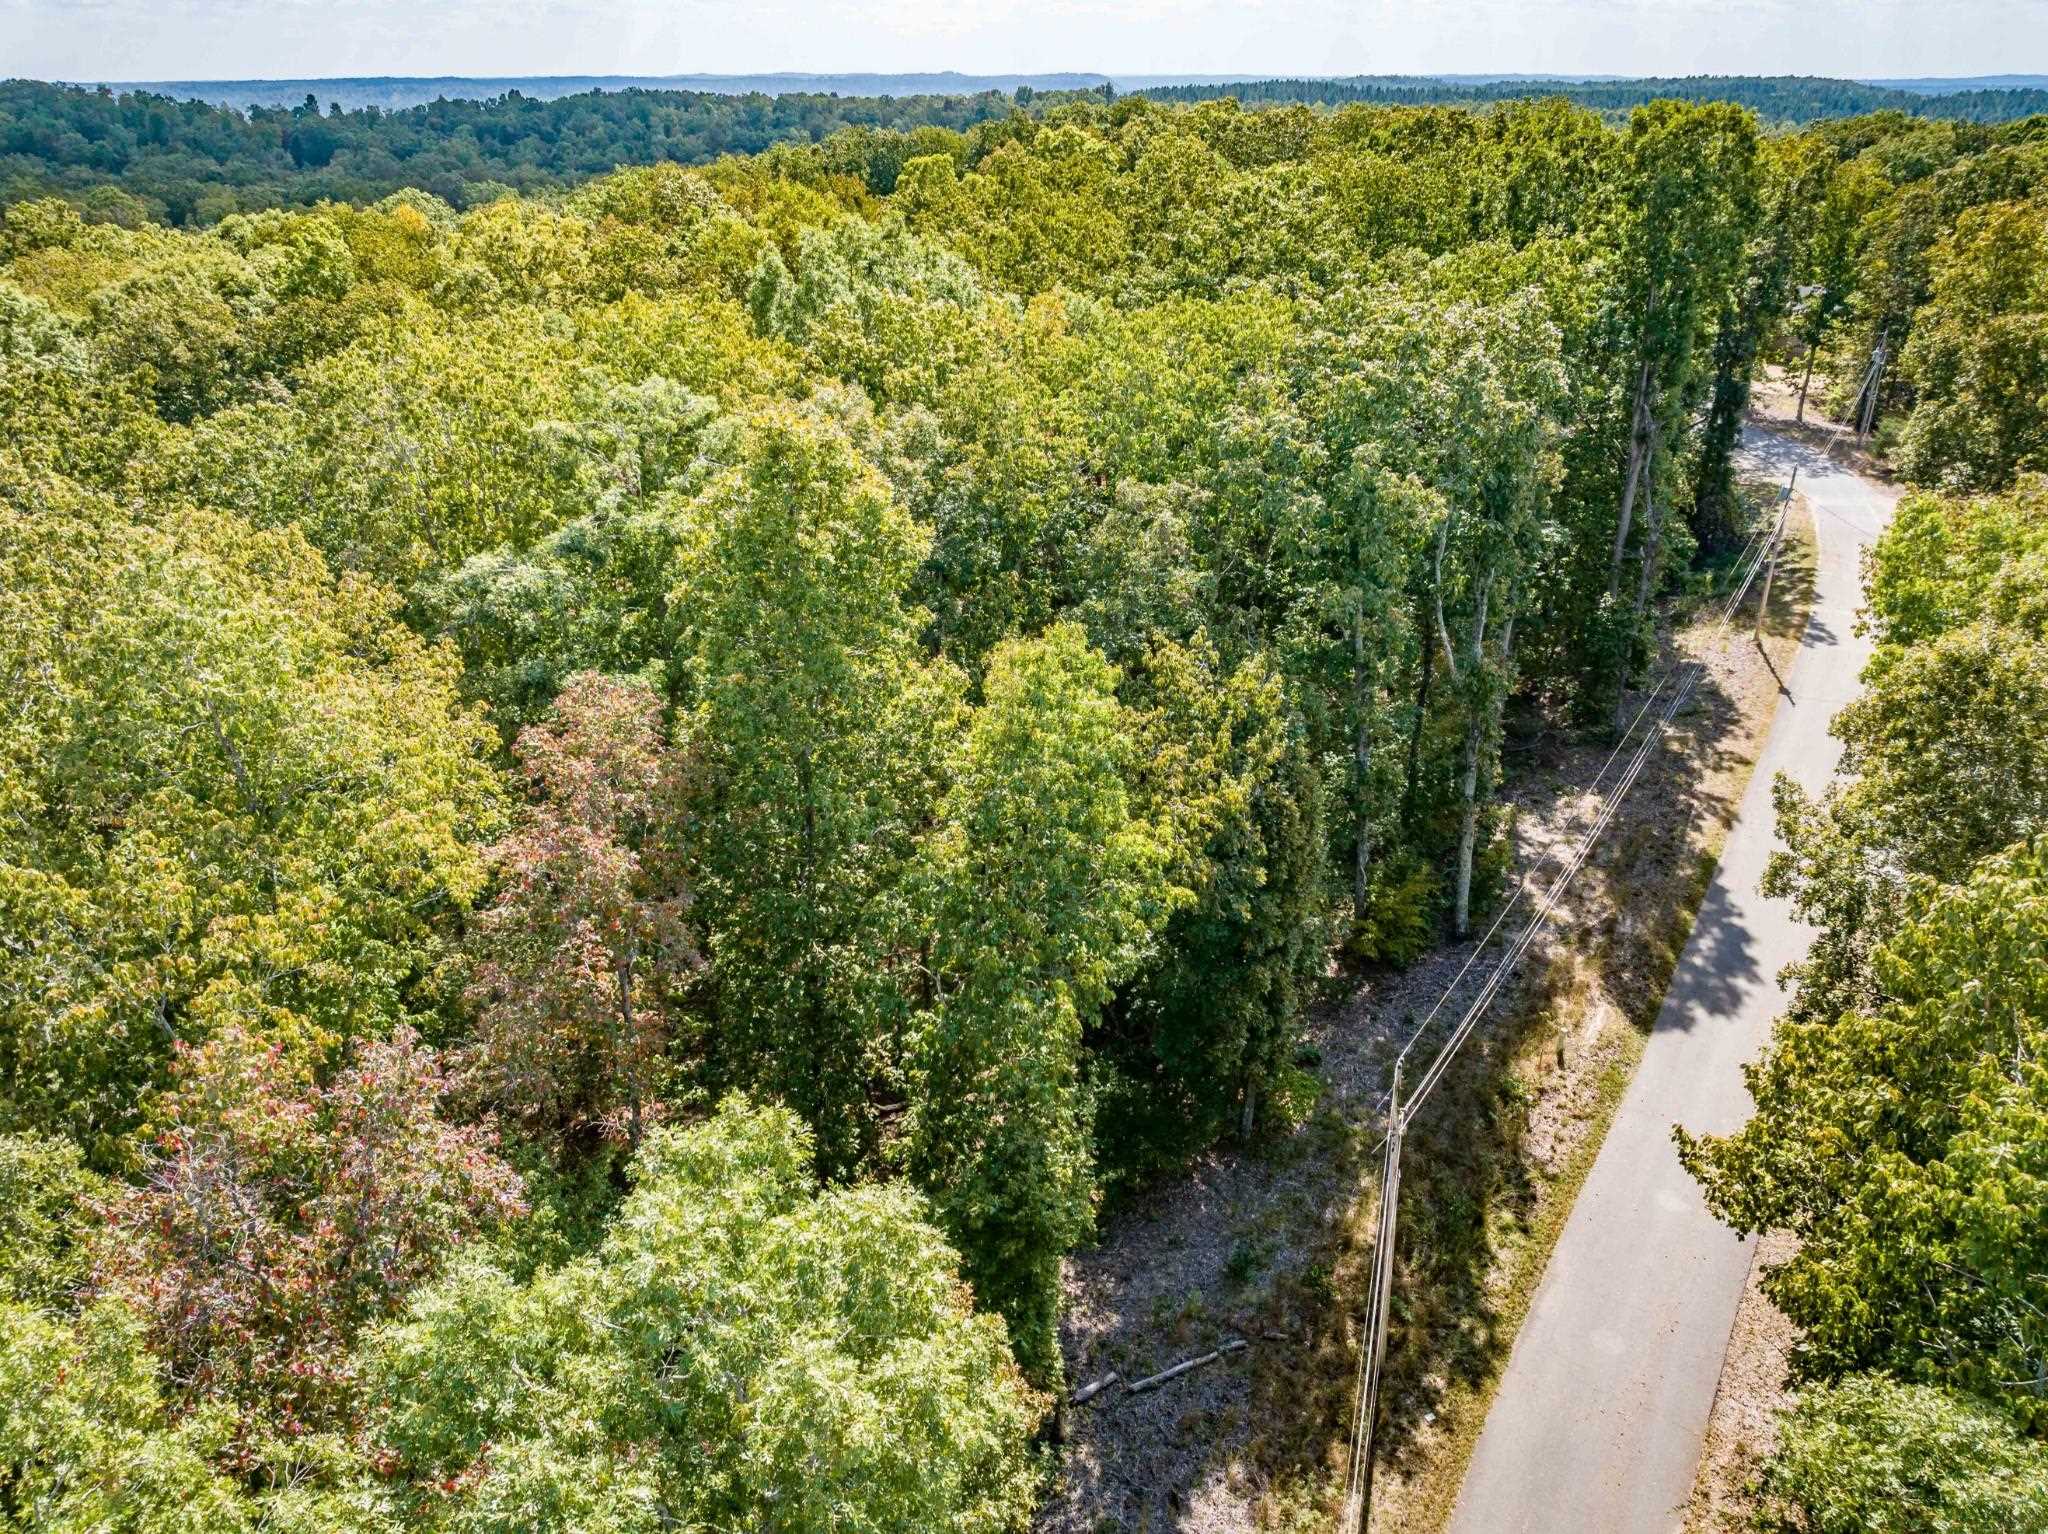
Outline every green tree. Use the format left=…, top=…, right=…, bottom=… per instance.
left=1694, top=133, right=1833, bottom=543
left=748, top=215, right=997, bottom=402
left=0, top=481, right=502, bottom=1159
left=1289, top=284, right=1563, bottom=934
left=1094, top=636, right=1327, bottom=1182
left=1602, top=101, right=1759, bottom=698
left=364, top=1097, right=1043, bottom=1534
left=676, top=401, right=956, bottom=1175
left=1896, top=198, right=2048, bottom=489
left=0, top=1132, right=103, bottom=1308
left=164, top=307, right=587, bottom=588
left=414, top=379, right=724, bottom=733
left=907, top=624, right=1180, bottom=1380
left=0, top=1300, right=263, bottom=1534
left=1679, top=837, right=2048, bottom=1428
left=82, top=246, right=264, bottom=423
left=1759, top=1376, right=2048, bottom=1534
left=1826, top=620, right=2048, bottom=882
left=1759, top=478, right=2048, bottom=1028
left=1862, top=478, right=2048, bottom=651
left=1790, top=157, right=1887, bottom=422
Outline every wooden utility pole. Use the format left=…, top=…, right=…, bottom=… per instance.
left=1756, top=468, right=1795, bottom=642
left=1350, top=1061, right=1405, bottom=1533
left=1855, top=331, right=1888, bottom=438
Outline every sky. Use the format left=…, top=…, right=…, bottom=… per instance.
left=3, top=0, right=2043, bottom=86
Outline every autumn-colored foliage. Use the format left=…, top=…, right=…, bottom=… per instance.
left=96, top=1027, right=524, bottom=1437
left=463, top=671, right=695, bottom=1149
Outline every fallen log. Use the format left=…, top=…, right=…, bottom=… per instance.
left=1070, top=1370, right=1121, bottom=1406
left=1124, top=1337, right=1248, bottom=1394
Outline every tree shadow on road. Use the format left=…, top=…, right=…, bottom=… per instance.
left=1272, top=503, right=1822, bottom=1526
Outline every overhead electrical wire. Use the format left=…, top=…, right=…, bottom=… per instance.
left=1336, top=482, right=1787, bottom=1534
left=1340, top=352, right=1884, bottom=1531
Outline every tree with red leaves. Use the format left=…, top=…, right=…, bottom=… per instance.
left=463, top=671, right=695, bottom=1150
left=95, top=1026, right=524, bottom=1439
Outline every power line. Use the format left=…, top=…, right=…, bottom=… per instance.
left=1355, top=513, right=1772, bottom=1138
left=1336, top=486, right=1786, bottom=1534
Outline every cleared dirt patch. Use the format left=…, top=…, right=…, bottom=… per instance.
left=1748, top=364, right=1896, bottom=482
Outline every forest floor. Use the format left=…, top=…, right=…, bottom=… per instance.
left=1036, top=484, right=1820, bottom=1534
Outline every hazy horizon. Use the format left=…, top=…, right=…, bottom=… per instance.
left=27, top=68, right=2048, bottom=118
left=56, top=69, right=2048, bottom=88
left=5, top=1, right=2043, bottom=90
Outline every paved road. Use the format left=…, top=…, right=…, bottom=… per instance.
left=1444, top=426, right=1899, bottom=1534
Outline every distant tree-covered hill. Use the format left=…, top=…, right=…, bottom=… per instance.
left=4, top=72, right=2046, bottom=226
left=90, top=72, right=1138, bottom=113
left=1144, top=73, right=2048, bottom=124
left=0, top=81, right=1043, bottom=223
left=73, top=71, right=2048, bottom=115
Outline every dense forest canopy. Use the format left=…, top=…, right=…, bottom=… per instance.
left=1, top=82, right=2044, bottom=1531
left=6, top=72, right=2048, bottom=225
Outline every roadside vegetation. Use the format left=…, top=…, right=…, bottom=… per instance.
left=1679, top=476, right=2048, bottom=1530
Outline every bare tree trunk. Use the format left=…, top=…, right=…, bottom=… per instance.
left=616, top=947, right=642, bottom=1150
left=1450, top=578, right=1491, bottom=938
left=1608, top=361, right=1653, bottom=597
left=1453, top=712, right=1483, bottom=938
left=1795, top=339, right=1817, bottom=424
left=1352, top=596, right=1373, bottom=913
left=1401, top=594, right=1435, bottom=835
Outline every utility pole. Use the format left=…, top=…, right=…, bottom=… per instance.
left=1346, top=1060, right=1404, bottom=1534
left=1856, top=330, right=1887, bottom=438
left=1756, top=468, right=1794, bottom=643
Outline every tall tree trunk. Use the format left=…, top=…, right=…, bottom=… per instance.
left=1453, top=606, right=1520, bottom=939
left=616, top=947, right=642, bottom=1150
left=1631, top=478, right=1668, bottom=627
left=1352, top=596, right=1374, bottom=913
left=1609, top=361, right=1654, bottom=597
left=1401, top=593, right=1435, bottom=835
left=794, top=746, right=836, bottom=1169
left=1693, top=300, right=1757, bottom=553
left=1614, top=422, right=1665, bottom=731
left=1449, top=579, right=1491, bottom=938
left=1453, top=713, right=1483, bottom=938
left=1795, top=339, right=1817, bottom=423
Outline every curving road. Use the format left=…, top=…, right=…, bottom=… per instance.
left=1444, top=426, right=1899, bottom=1534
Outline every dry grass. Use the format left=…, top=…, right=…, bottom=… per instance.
left=1684, top=1230, right=1801, bottom=1533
